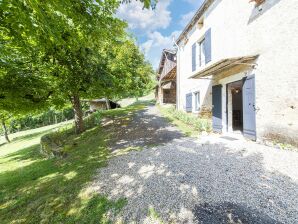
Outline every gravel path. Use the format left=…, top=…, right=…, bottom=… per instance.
left=91, top=105, right=298, bottom=223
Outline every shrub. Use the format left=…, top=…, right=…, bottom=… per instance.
left=163, top=106, right=211, bottom=133
left=40, top=111, right=102, bottom=158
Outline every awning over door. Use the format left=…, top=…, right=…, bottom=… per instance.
left=190, top=55, right=258, bottom=79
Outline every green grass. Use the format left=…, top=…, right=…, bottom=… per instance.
left=158, top=105, right=211, bottom=137
left=0, top=102, right=147, bottom=224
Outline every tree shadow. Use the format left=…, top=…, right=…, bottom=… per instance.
left=92, top=139, right=298, bottom=223
left=103, top=105, right=184, bottom=151
left=193, top=202, right=282, bottom=224
left=0, top=125, right=125, bottom=223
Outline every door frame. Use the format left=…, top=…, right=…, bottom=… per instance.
left=225, top=80, right=244, bottom=133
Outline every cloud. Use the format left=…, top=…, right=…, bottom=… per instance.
left=140, top=30, right=181, bottom=69
left=117, top=0, right=172, bottom=31
left=179, top=10, right=195, bottom=27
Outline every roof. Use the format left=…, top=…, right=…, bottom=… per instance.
left=190, top=55, right=259, bottom=79
left=176, top=0, right=215, bottom=45
left=160, top=66, right=176, bottom=83
left=157, top=49, right=177, bottom=75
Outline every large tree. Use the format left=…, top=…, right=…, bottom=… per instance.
left=0, top=0, right=155, bottom=134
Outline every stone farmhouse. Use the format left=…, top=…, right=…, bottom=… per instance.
left=158, top=0, right=298, bottom=144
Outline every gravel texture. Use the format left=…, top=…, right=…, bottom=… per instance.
left=91, top=105, right=298, bottom=223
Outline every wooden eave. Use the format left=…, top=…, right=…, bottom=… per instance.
left=190, top=55, right=259, bottom=79
left=160, top=66, right=176, bottom=83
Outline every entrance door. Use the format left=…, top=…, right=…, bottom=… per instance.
left=243, top=75, right=256, bottom=140
left=212, top=85, right=223, bottom=133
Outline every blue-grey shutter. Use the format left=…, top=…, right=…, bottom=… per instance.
left=186, top=93, right=192, bottom=112
left=243, top=75, right=256, bottom=140
left=204, top=28, right=212, bottom=63
left=212, top=85, right=222, bottom=132
left=192, top=43, right=196, bottom=72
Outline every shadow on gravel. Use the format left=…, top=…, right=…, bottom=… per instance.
left=103, top=105, right=184, bottom=151
left=193, top=202, right=282, bottom=224
left=93, top=139, right=298, bottom=223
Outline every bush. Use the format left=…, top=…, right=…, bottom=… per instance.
left=7, top=107, right=75, bottom=134
left=40, top=111, right=102, bottom=158
left=163, top=106, right=212, bottom=133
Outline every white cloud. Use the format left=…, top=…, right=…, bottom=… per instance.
left=117, top=0, right=172, bottom=31
left=141, top=39, right=153, bottom=56
left=140, top=30, right=181, bottom=69
left=179, top=10, right=195, bottom=27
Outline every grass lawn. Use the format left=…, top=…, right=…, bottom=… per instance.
left=0, top=102, right=147, bottom=224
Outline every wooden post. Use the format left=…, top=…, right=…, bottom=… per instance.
left=105, top=98, right=111, bottom=110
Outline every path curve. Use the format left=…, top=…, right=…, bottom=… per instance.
left=91, top=105, right=298, bottom=223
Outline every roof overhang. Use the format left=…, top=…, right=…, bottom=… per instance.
left=190, top=55, right=259, bottom=79
left=176, top=0, right=215, bottom=45
left=160, top=66, right=176, bottom=83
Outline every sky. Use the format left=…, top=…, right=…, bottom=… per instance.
left=117, top=0, right=204, bottom=69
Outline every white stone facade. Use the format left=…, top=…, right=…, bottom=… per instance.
left=176, top=0, right=298, bottom=143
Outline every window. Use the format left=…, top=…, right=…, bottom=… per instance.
left=197, top=39, right=205, bottom=67
left=191, top=28, right=211, bottom=72
left=194, top=92, right=200, bottom=111
left=197, top=17, right=204, bottom=29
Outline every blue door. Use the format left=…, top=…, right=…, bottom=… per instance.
left=243, top=75, right=256, bottom=140
left=212, top=85, right=223, bottom=133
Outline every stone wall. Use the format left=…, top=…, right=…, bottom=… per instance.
left=177, top=0, right=298, bottom=143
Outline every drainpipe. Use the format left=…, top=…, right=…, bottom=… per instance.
left=173, top=37, right=181, bottom=110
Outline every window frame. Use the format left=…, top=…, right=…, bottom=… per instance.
left=197, top=38, right=206, bottom=68
left=194, top=91, right=200, bottom=112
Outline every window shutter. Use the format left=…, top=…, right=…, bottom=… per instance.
left=192, top=43, right=196, bottom=72
left=204, top=28, right=212, bottom=63
left=186, top=93, right=193, bottom=112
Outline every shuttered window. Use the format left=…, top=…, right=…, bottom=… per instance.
left=204, top=28, right=212, bottom=63
left=192, top=43, right=196, bottom=72
left=186, top=93, right=192, bottom=112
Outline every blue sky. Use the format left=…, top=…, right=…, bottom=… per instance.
left=117, top=0, right=204, bottom=69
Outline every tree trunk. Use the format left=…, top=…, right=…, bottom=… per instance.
left=105, top=98, right=111, bottom=110
left=1, top=119, right=10, bottom=143
left=72, top=95, right=84, bottom=134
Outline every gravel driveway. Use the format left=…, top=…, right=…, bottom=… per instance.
left=91, top=105, right=298, bottom=223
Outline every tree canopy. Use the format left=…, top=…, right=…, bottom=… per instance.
left=0, top=0, right=155, bottom=134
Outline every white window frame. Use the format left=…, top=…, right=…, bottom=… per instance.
left=193, top=91, right=200, bottom=112
left=196, top=38, right=205, bottom=68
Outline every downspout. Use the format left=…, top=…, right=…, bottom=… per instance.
left=173, top=38, right=181, bottom=110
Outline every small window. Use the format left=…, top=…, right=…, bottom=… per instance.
left=197, top=39, right=205, bottom=67
left=194, top=92, right=200, bottom=111
left=198, top=17, right=204, bottom=29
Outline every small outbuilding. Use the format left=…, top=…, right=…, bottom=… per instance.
left=85, top=99, right=120, bottom=112
left=156, top=49, right=177, bottom=105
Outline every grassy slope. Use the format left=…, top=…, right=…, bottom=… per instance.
left=0, top=103, right=146, bottom=224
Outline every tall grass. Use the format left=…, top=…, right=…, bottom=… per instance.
left=161, top=106, right=211, bottom=133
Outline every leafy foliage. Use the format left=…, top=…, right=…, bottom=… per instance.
left=0, top=0, right=155, bottom=134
